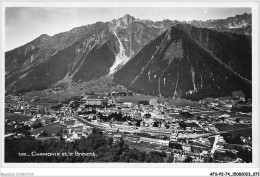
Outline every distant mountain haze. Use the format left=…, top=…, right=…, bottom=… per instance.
left=5, top=13, right=252, bottom=99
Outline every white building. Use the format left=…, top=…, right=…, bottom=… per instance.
left=149, top=99, right=158, bottom=105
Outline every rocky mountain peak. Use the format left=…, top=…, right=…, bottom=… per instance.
left=188, top=13, right=252, bottom=35
left=111, top=14, right=136, bottom=28
left=5, top=13, right=252, bottom=99
left=121, top=14, right=136, bottom=26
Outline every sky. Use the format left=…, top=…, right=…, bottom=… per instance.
left=5, top=7, right=251, bottom=51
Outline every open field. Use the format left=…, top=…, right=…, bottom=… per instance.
left=215, top=123, right=252, bottom=132
left=193, top=111, right=251, bottom=118
left=30, top=99, right=60, bottom=108
left=25, top=91, right=46, bottom=98
left=227, top=128, right=252, bottom=138
left=215, top=123, right=252, bottom=138
left=54, top=76, right=127, bottom=97
left=121, top=95, right=157, bottom=104
left=5, top=113, right=32, bottom=123
left=122, top=94, right=199, bottom=107
left=167, top=99, right=199, bottom=107
left=24, top=77, right=127, bottom=102
left=183, top=133, right=214, bottom=139
left=31, top=123, right=66, bottom=135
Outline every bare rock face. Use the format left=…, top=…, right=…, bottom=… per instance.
left=5, top=14, right=252, bottom=99
left=111, top=14, right=136, bottom=28
left=6, top=22, right=118, bottom=93
left=188, top=13, right=252, bottom=35
left=113, top=24, right=251, bottom=100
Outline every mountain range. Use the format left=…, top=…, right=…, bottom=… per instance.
left=5, top=13, right=252, bottom=99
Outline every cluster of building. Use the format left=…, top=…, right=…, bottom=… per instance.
left=199, top=95, right=252, bottom=113
left=5, top=91, right=252, bottom=163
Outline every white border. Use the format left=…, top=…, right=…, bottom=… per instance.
left=1, top=1, right=259, bottom=176
left=1, top=1, right=259, bottom=7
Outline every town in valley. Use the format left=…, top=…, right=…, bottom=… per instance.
left=4, top=10, right=253, bottom=163
left=5, top=81, right=252, bottom=163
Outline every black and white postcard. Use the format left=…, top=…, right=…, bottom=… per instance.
left=1, top=1, right=259, bottom=177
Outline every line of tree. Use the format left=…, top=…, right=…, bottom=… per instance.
left=5, top=128, right=169, bottom=163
